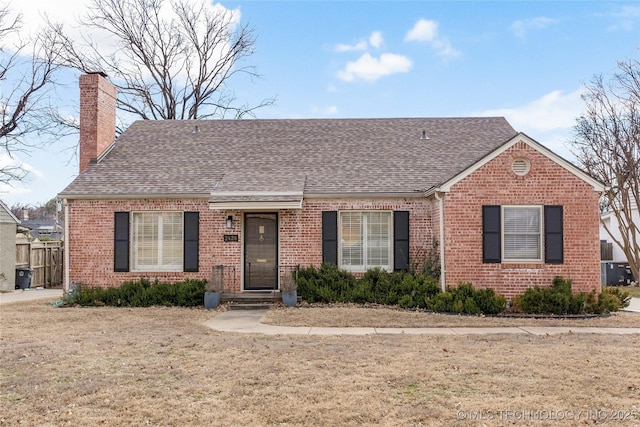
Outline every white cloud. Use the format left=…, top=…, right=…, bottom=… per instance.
left=334, top=40, right=368, bottom=52
left=369, top=31, right=383, bottom=48
left=475, top=89, right=586, bottom=158
left=310, top=105, right=338, bottom=116
left=477, top=89, right=585, bottom=132
left=510, top=16, right=558, bottom=38
left=334, top=31, right=384, bottom=52
left=5, top=0, right=240, bottom=85
left=337, top=53, right=412, bottom=82
left=404, top=19, right=461, bottom=58
left=607, top=5, right=640, bottom=31
left=405, top=19, right=438, bottom=42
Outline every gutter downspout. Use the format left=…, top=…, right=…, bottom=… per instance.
left=434, top=190, right=446, bottom=291
left=63, top=199, right=70, bottom=294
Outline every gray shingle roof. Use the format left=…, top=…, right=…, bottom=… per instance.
left=59, top=117, right=516, bottom=199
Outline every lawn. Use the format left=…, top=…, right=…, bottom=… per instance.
left=1, top=301, right=639, bottom=426
left=615, top=285, right=640, bottom=299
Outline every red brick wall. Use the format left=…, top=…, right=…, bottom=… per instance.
left=79, top=74, right=116, bottom=173
left=442, top=140, right=601, bottom=298
left=66, top=198, right=434, bottom=290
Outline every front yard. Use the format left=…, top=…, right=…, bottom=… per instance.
left=1, top=301, right=638, bottom=426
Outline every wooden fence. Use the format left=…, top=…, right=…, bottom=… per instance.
left=16, top=240, right=63, bottom=288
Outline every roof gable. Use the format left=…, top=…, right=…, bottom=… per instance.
left=0, top=199, right=19, bottom=224
left=432, top=132, right=606, bottom=194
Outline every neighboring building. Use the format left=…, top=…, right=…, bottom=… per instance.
left=15, top=203, right=64, bottom=241
left=0, top=199, right=20, bottom=290
left=600, top=205, right=638, bottom=285
left=59, top=73, right=606, bottom=299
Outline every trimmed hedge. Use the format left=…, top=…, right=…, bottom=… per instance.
left=425, top=283, right=507, bottom=315
left=66, top=278, right=206, bottom=307
left=296, top=264, right=507, bottom=313
left=512, top=276, right=630, bottom=315
left=296, top=264, right=440, bottom=308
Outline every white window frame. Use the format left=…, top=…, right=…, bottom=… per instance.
left=131, top=211, right=184, bottom=272
left=338, top=211, right=393, bottom=272
left=501, top=205, right=543, bottom=262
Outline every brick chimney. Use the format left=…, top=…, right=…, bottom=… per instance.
left=79, top=72, right=116, bottom=173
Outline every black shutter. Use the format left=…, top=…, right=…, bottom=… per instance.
left=322, top=211, right=338, bottom=265
left=482, top=205, right=501, bottom=263
left=393, top=211, right=410, bottom=271
left=544, top=205, right=563, bottom=264
left=183, top=212, right=199, bottom=272
left=114, top=212, right=130, bottom=272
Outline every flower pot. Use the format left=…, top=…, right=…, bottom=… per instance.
left=282, top=290, right=297, bottom=307
left=204, top=291, right=220, bottom=309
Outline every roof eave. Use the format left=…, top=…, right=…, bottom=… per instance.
left=58, top=193, right=212, bottom=200
left=304, top=191, right=426, bottom=199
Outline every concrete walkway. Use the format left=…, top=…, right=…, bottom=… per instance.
left=623, top=296, right=640, bottom=313
left=203, top=308, right=640, bottom=336
left=0, top=288, right=63, bottom=305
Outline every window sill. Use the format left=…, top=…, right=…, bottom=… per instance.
left=501, top=263, right=544, bottom=269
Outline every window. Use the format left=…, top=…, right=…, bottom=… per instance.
left=132, top=212, right=183, bottom=271
left=502, top=206, right=542, bottom=261
left=339, top=211, right=392, bottom=271
left=483, top=205, right=563, bottom=264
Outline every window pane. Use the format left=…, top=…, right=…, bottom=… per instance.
left=366, top=212, right=390, bottom=268
left=339, top=211, right=391, bottom=271
left=503, top=207, right=541, bottom=260
left=133, top=212, right=183, bottom=271
left=504, top=207, right=540, bottom=233
left=340, top=212, right=363, bottom=268
left=504, top=235, right=541, bottom=259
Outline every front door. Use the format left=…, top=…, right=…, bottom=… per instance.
left=244, top=213, right=278, bottom=290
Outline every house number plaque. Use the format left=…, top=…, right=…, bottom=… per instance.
left=223, top=234, right=239, bottom=242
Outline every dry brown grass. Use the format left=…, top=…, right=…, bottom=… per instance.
left=263, top=304, right=640, bottom=328
left=1, top=301, right=639, bottom=426
left=621, top=285, right=640, bottom=299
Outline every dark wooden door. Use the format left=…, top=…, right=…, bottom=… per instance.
left=244, top=213, right=278, bottom=290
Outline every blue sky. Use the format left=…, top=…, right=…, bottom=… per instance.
left=1, top=0, right=638, bottom=207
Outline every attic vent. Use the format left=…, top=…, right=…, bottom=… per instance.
left=512, top=158, right=530, bottom=176
left=192, top=125, right=200, bottom=134
left=420, top=130, right=429, bottom=140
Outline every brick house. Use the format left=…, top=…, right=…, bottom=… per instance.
left=59, top=73, right=606, bottom=298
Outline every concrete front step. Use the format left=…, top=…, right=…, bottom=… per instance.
left=220, top=292, right=282, bottom=304
left=227, top=302, right=275, bottom=310
left=220, top=291, right=301, bottom=309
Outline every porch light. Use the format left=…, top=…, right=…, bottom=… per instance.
left=226, top=215, right=233, bottom=229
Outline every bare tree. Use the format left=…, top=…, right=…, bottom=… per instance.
left=0, top=4, right=64, bottom=185
left=47, top=0, right=274, bottom=122
left=570, top=57, right=640, bottom=283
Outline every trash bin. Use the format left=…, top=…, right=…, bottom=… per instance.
left=15, top=268, right=33, bottom=290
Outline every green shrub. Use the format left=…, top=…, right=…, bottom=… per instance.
left=601, top=286, right=631, bottom=310
left=295, top=264, right=439, bottom=308
left=512, top=277, right=629, bottom=315
left=425, top=282, right=506, bottom=315
left=513, top=277, right=575, bottom=314
left=68, top=279, right=206, bottom=307
left=296, top=263, right=357, bottom=303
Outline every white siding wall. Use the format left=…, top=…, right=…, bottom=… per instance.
left=600, top=207, right=640, bottom=263
left=0, top=205, right=18, bottom=290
